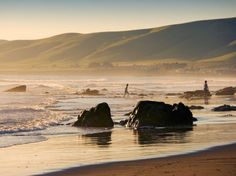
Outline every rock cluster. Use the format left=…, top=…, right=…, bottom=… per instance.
left=73, top=101, right=196, bottom=129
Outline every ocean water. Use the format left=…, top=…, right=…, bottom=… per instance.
left=0, top=75, right=236, bottom=175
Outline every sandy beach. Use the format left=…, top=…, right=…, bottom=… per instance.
left=41, top=143, right=236, bottom=176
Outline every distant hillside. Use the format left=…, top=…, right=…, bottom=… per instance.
left=0, top=40, right=7, bottom=44
left=0, top=17, right=236, bottom=75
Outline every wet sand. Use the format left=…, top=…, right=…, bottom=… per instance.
left=41, top=143, right=236, bottom=176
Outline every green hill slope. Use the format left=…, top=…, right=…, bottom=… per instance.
left=0, top=17, right=236, bottom=73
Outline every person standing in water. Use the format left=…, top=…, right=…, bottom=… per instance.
left=204, top=80, right=210, bottom=104
left=124, top=84, right=129, bottom=97
left=204, top=80, right=209, bottom=95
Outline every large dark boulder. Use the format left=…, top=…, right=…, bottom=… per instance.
left=5, top=85, right=26, bottom=92
left=123, top=101, right=194, bottom=129
left=73, top=102, right=114, bottom=127
left=212, top=104, right=236, bottom=111
left=215, top=87, right=236, bottom=95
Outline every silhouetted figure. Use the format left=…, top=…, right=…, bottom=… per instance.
left=204, top=80, right=209, bottom=93
left=204, top=80, right=210, bottom=104
left=124, top=84, right=129, bottom=97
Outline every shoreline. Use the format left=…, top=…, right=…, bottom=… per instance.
left=37, top=142, right=236, bottom=176
left=1, top=122, right=236, bottom=176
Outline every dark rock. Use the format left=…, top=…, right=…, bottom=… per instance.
left=215, top=87, right=236, bottom=95
left=181, top=90, right=211, bottom=99
left=212, top=104, right=236, bottom=111
left=189, top=105, right=204, bottom=110
left=119, top=119, right=128, bottom=126
left=5, top=85, right=26, bottom=92
left=73, top=102, right=114, bottom=127
left=166, top=93, right=182, bottom=96
left=123, top=101, right=194, bottom=129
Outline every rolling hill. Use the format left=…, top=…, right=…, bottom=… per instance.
left=0, top=17, right=236, bottom=74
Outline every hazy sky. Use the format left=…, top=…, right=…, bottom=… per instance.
left=0, top=0, right=236, bottom=40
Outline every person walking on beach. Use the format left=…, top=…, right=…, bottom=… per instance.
left=124, top=84, right=129, bottom=97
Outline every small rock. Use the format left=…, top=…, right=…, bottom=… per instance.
left=212, top=104, right=236, bottom=111
left=5, top=85, right=26, bottom=92
left=81, top=88, right=100, bottom=95
left=189, top=105, right=204, bottom=110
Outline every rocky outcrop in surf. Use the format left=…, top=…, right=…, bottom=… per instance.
left=73, top=102, right=114, bottom=127
left=181, top=90, right=211, bottom=99
left=215, top=87, right=236, bottom=95
left=121, top=100, right=195, bottom=129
